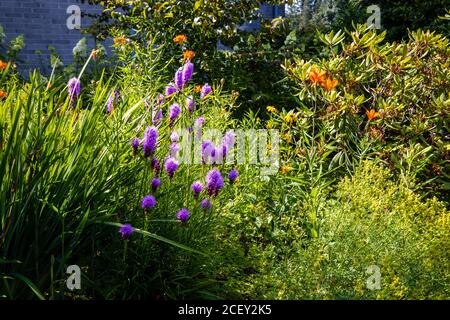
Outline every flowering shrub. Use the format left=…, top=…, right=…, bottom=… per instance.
left=275, top=25, right=450, bottom=202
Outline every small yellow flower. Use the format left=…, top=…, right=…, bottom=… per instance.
left=281, top=165, right=293, bottom=174
left=194, top=85, right=202, bottom=93
left=283, top=133, right=293, bottom=144
left=266, top=121, right=274, bottom=129
left=267, top=105, right=278, bottom=113
left=114, top=36, right=128, bottom=46
left=284, top=112, right=298, bottom=125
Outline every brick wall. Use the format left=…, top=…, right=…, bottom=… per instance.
left=0, top=1, right=285, bottom=74
left=0, top=0, right=102, bottom=73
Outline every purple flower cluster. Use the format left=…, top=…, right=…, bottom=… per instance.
left=68, top=77, right=81, bottom=99
left=169, top=104, right=181, bottom=127
left=177, top=208, right=190, bottom=223
left=131, top=138, right=140, bottom=156
left=151, top=178, right=161, bottom=192
left=119, top=224, right=134, bottom=239
left=165, top=157, right=179, bottom=178
left=200, top=83, right=212, bottom=99
left=191, top=181, right=204, bottom=199
left=206, top=169, right=224, bottom=197
left=228, top=169, right=239, bottom=184
left=107, top=90, right=119, bottom=114
left=142, top=126, right=158, bottom=158
left=201, top=199, right=212, bottom=211
left=186, top=95, right=194, bottom=113
left=151, top=157, right=161, bottom=175
left=141, top=195, right=157, bottom=210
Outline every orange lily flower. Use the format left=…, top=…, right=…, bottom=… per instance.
left=173, top=35, right=188, bottom=44
left=366, top=109, right=380, bottom=121
left=309, top=66, right=326, bottom=84
left=194, top=85, right=202, bottom=93
left=183, top=50, right=195, bottom=61
left=0, top=90, right=8, bottom=98
left=321, top=77, right=338, bottom=91
left=0, top=60, right=7, bottom=70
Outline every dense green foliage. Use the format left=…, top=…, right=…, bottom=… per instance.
left=1, top=2, right=449, bottom=300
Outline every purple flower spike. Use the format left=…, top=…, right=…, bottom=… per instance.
left=153, top=109, right=163, bottom=125
left=169, top=142, right=180, bottom=157
left=151, top=178, right=161, bottom=192
left=157, top=94, right=165, bottom=105
left=165, top=157, right=179, bottom=178
left=68, top=77, right=81, bottom=99
left=201, top=199, right=212, bottom=211
left=170, top=131, right=180, bottom=142
left=223, top=130, right=235, bottom=148
left=186, top=95, right=194, bottom=113
left=182, top=61, right=194, bottom=85
left=201, top=140, right=215, bottom=164
left=228, top=169, right=239, bottom=184
left=169, top=104, right=181, bottom=126
left=165, top=83, right=177, bottom=97
left=131, top=138, right=140, bottom=156
left=206, top=168, right=224, bottom=197
left=107, top=90, right=119, bottom=114
left=194, top=117, right=205, bottom=128
left=191, top=181, right=204, bottom=199
left=119, top=224, right=134, bottom=239
left=142, top=126, right=158, bottom=157
left=177, top=208, right=190, bottom=223
left=175, top=67, right=184, bottom=89
left=141, top=195, right=157, bottom=210
left=151, top=157, right=161, bottom=175
left=200, top=83, right=212, bottom=99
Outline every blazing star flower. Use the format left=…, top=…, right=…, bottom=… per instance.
left=142, top=126, right=158, bottom=157
left=153, top=109, right=163, bottom=125
left=191, top=181, right=204, bottom=199
left=175, top=67, right=184, bottom=89
left=157, top=94, right=165, bottom=105
left=182, top=61, right=194, bottom=85
left=202, top=140, right=215, bottom=164
left=170, top=131, right=180, bottom=143
left=165, top=83, right=177, bottom=97
left=151, top=178, right=161, bottom=192
left=68, top=77, right=81, bottom=99
left=131, top=138, right=140, bottom=156
left=200, top=83, right=212, bottom=99
left=107, top=90, right=119, bottom=114
left=141, top=195, right=157, bottom=210
left=169, top=104, right=181, bottom=126
left=165, top=157, right=179, bottom=178
left=194, top=117, right=205, bottom=139
left=177, top=208, right=190, bottom=223
left=223, top=130, right=235, bottom=148
left=201, top=199, right=212, bottom=211
left=228, top=169, right=239, bottom=184
left=194, top=117, right=205, bottom=128
left=169, top=143, right=180, bottom=157
left=206, top=168, right=224, bottom=197
left=151, top=157, right=161, bottom=175
left=186, top=95, right=194, bottom=113
left=119, top=223, right=134, bottom=239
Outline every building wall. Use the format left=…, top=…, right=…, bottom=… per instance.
left=0, top=0, right=101, bottom=73
left=0, top=1, right=285, bottom=73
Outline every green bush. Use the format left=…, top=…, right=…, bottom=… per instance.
left=224, top=161, right=450, bottom=299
